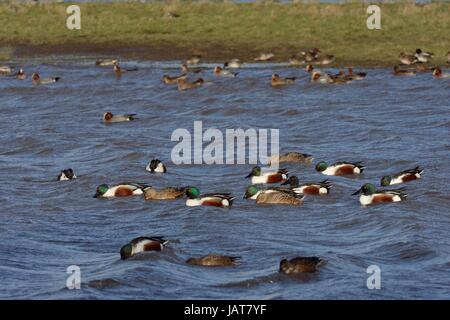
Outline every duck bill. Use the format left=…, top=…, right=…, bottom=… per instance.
left=352, top=189, right=362, bottom=196
left=281, top=180, right=290, bottom=186
left=93, top=193, right=100, bottom=198
left=245, top=173, right=252, bottom=178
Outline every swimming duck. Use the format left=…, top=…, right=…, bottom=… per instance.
left=213, top=66, right=238, bottom=77
left=144, top=187, right=186, bottom=200
left=186, top=55, right=202, bottom=65
left=393, top=65, right=416, bottom=76
left=281, top=176, right=332, bottom=195
left=94, top=183, right=150, bottom=198
left=95, top=59, right=118, bottom=66
left=398, top=52, right=418, bottom=65
left=177, top=78, right=204, bottom=91
left=0, top=66, right=13, bottom=75
left=145, top=159, right=167, bottom=173
left=245, top=166, right=288, bottom=184
left=103, top=112, right=135, bottom=123
left=268, top=152, right=314, bottom=165
left=31, top=73, right=60, bottom=85
left=186, top=254, right=240, bottom=267
left=254, top=53, right=274, bottom=61
left=185, top=187, right=234, bottom=207
left=113, top=63, right=138, bottom=76
left=161, top=74, right=187, bottom=84
left=311, top=71, right=332, bottom=84
left=16, top=68, right=26, bottom=80
left=289, top=55, right=305, bottom=66
left=414, top=62, right=429, bottom=72
left=279, top=257, right=325, bottom=274
left=224, top=59, right=241, bottom=69
left=415, top=49, right=433, bottom=63
left=120, top=236, right=168, bottom=260
left=352, top=183, right=407, bottom=206
left=380, top=166, right=423, bottom=186
left=271, top=74, right=297, bottom=86
left=181, top=64, right=202, bottom=74
left=314, top=54, right=335, bottom=65
left=316, top=161, right=364, bottom=176
left=57, top=168, right=77, bottom=181
left=244, top=185, right=304, bottom=205
left=432, top=67, right=450, bottom=78
left=347, top=67, right=366, bottom=80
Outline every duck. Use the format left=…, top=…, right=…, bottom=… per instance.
left=16, top=68, right=26, bottom=80
left=314, top=54, right=335, bottom=65
left=245, top=166, right=288, bottom=184
left=300, top=48, right=320, bottom=62
left=281, top=176, right=332, bottom=195
left=380, top=166, right=423, bottom=186
left=103, top=112, right=135, bottom=123
left=289, top=55, right=305, bottom=66
left=432, top=67, right=450, bottom=78
left=415, top=48, right=433, bottom=63
left=279, top=257, right=325, bottom=274
left=177, top=78, right=204, bottom=91
left=254, top=53, right=274, bottom=61
left=223, top=59, right=241, bottom=69
left=57, top=168, right=77, bottom=181
left=120, top=236, right=169, bottom=260
left=144, top=187, right=185, bottom=200
left=414, top=62, right=429, bottom=72
left=311, top=71, right=332, bottom=84
left=353, top=183, right=407, bottom=206
left=185, top=187, right=234, bottom=207
left=113, top=62, right=138, bottom=76
left=398, top=52, right=418, bottom=65
left=95, top=59, right=118, bottom=66
left=267, top=152, right=314, bottom=165
left=213, top=66, right=238, bottom=77
left=315, top=161, right=364, bottom=176
left=347, top=67, right=366, bottom=80
left=145, top=159, right=167, bottom=173
left=94, top=183, right=150, bottom=198
left=186, top=55, right=201, bottom=65
left=393, top=65, right=416, bottom=76
left=0, top=65, right=13, bottom=75
left=271, top=74, right=296, bottom=86
left=244, top=185, right=304, bottom=205
left=31, top=73, right=60, bottom=85
left=186, top=254, right=240, bottom=267
left=181, top=63, right=202, bottom=74
left=161, top=74, right=187, bottom=84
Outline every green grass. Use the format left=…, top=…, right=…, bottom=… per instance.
left=0, top=1, right=449, bottom=65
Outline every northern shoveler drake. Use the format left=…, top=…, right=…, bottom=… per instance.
left=348, top=67, right=366, bottom=80
left=0, top=66, right=13, bottom=75
left=353, top=183, right=407, bottom=206
left=32, top=73, right=60, bottom=85
left=380, top=166, right=423, bottom=186
left=279, top=257, right=326, bottom=274
left=393, top=65, right=416, bottom=76
left=433, top=67, right=450, bottom=78
left=398, top=52, right=418, bottom=65
left=95, top=59, right=118, bottom=66
left=113, top=62, right=138, bottom=76
left=243, top=185, right=304, bottom=205
left=57, top=168, right=77, bottom=181
left=186, top=55, right=201, bottom=65
left=213, top=66, right=238, bottom=77
left=268, top=152, right=314, bottom=165
left=254, top=53, right=274, bottom=61
left=120, top=236, right=168, bottom=260
left=224, top=59, right=241, bottom=69
left=245, top=166, right=288, bottom=184
left=177, top=78, right=204, bottom=91
left=161, top=74, right=187, bottom=84
left=144, top=187, right=185, bottom=200
left=185, top=187, right=234, bottom=207
left=145, top=159, right=167, bottom=173
left=16, top=68, right=26, bottom=80
left=103, top=112, right=135, bottom=123
left=186, top=254, right=240, bottom=267
left=289, top=55, right=305, bottom=66
left=316, top=161, right=364, bottom=176
left=271, top=73, right=297, bottom=86
left=281, top=176, right=332, bottom=195
left=94, top=183, right=150, bottom=198
left=415, top=48, right=433, bottom=63
left=181, top=64, right=202, bottom=74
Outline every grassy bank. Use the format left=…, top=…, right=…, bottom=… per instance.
left=1, top=1, right=449, bottom=65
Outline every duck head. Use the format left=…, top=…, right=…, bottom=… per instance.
left=380, top=176, right=392, bottom=187
left=243, top=185, right=261, bottom=199
left=315, top=161, right=328, bottom=172
left=103, top=112, right=114, bottom=121
left=185, top=186, right=200, bottom=199
left=352, top=183, right=376, bottom=196
left=120, top=244, right=133, bottom=260
left=94, top=184, right=109, bottom=198
left=246, top=166, right=261, bottom=178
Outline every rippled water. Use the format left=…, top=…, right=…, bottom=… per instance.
left=0, top=57, right=449, bottom=299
